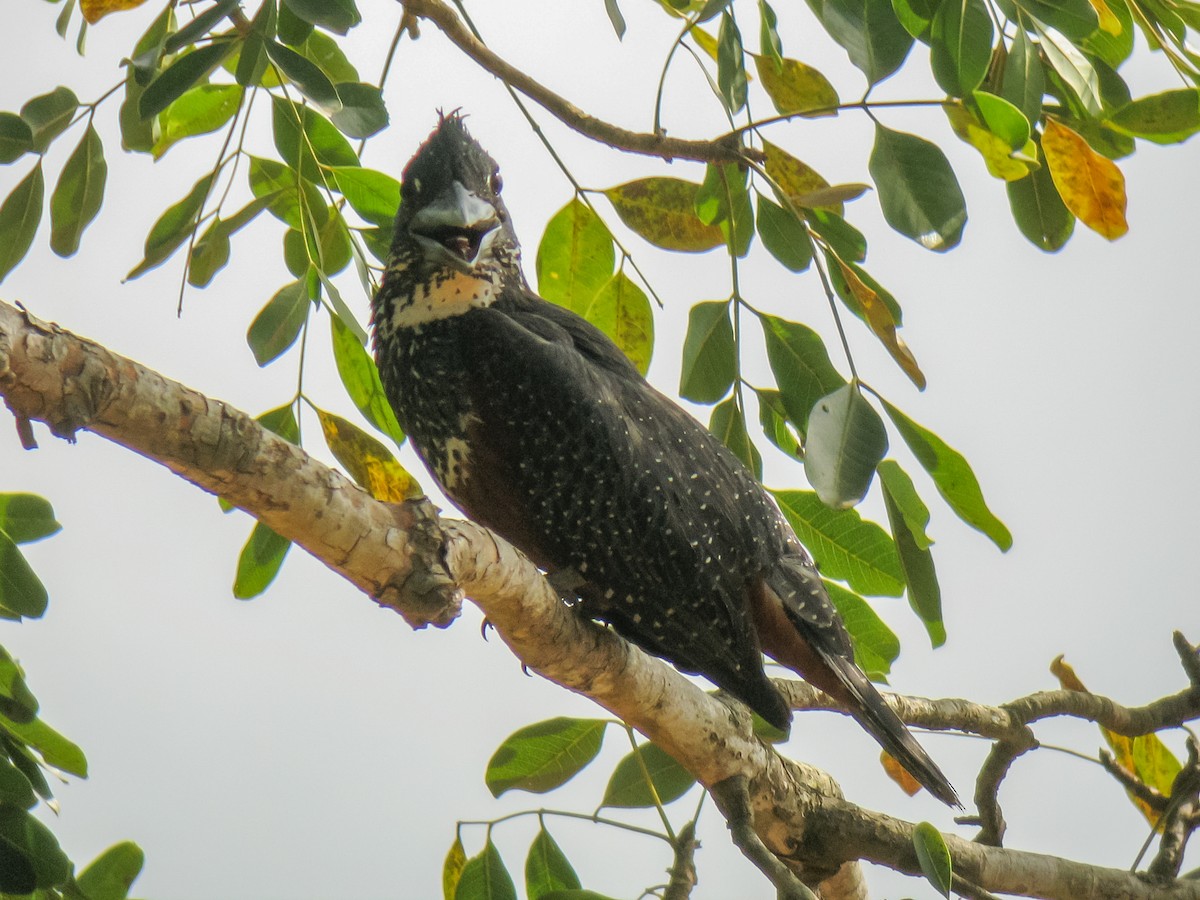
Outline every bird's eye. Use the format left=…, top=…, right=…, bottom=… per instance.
left=490, top=171, right=503, bottom=194
left=402, top=177, right=421, bottom=201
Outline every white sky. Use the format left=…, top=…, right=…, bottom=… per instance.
left=2, top=1, right=1198, bottom=898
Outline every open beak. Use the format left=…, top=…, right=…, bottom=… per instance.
left=408, top=180, right=501, bottom=273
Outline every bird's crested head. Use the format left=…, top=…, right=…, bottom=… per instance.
left=374, top=113, right=522, bottom=333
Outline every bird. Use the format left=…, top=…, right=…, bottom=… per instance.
left=371, top=112, right=959, bottom=807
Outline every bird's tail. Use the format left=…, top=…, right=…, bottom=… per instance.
left=822, top=651, right=961, bottom=808
left=760, top=558, right=960, bottom=807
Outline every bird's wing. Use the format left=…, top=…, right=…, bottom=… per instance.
left=456, top=296, right=785, bottom=714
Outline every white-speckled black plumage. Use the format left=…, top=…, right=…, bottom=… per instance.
left=372, top=115, right=958, bottom=807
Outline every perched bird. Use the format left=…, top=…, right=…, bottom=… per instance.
left=372, top=113, right=958, bottom=807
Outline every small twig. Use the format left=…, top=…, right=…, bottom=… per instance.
left=1175, top=632, right=1200, bottom=687
left=709, top=776, right=818, bottom=900
left=951, top=870, right=1003, bottom=900
left=663, top=820, right=699, bottom=900
left=398, top=0, right=754, bottom=165
left=1099, top=749, right=1169, bottom=812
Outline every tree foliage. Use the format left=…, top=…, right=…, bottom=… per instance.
left=0, top=0, right=1198, bottom=896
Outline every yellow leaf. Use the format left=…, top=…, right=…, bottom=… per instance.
left=442, top=834, right=466, bottom=899
left=945, top=106, right=1035, bottom=182
left=880, top=750, right=923, bottom=796
left=80, top=0, right=151, bottom=24
left=751, top=54, right=839, bottom=117
left=762, top=140, right=842, bottom=215
left=1041, top=119, right=1128, bottom=240
left=317, top=410, right=419, bottom=502
left=833, top=257, right=926, bottom=389
left=1051, top=655, right=1182, bottom=825
left=1088, top=0, right=1124, bottom=35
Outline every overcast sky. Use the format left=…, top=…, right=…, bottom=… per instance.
left=2, top=1, right=1198, bottom=898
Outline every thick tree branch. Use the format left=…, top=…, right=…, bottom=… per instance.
left=397, top=0, right=753, bottom=165
left=2, top=298, right=1198, bottom=900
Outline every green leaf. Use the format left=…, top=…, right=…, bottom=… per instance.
left=119, top=72, right=155, bottom=154
left=277, top=0, right=315, bottom=45
left=1034, top=20, right=1102, bottom=118
left=804, top=384, right=888, bottom=508
left=1, top=716, right=87, bottom=777
left=0, top=163, right=44, bottom=284
left=804, top=0, right=914, bottom=84
left=1016, top=0, right=1099, bottom=39
left=4, top=738, right=50, bottom=801
left=913, top=822, right=953, bottom=898
left=0, top=646, right=38, bottom=723
left=601, top=0, right=627, bottom=37
left=152, top=83, right=242, bottom=159
left=695, top=162, right=753, bottom=256
left=233, top=521, right=291, bottom=599
left=760, top=314, right=845, bottom=435
left=0, top=496, right=60, bottom=546
left=525, top=827, right=581, bottom=899
left=1000, top=26, right=1044, bottom=125
left=0, top=755, right=36, bottom=809
left=257, top=403, right=300, bottom=444
left=717, top=11, right=748, bottom=113
left=139, top=41, right=233, bottom=120
left=711, top=398, right=762, bottom=479
left=236, top=0, right=277, bottom=87
left=603, top=178, right=724, bottom=252
left=823, top=581, right=900, bottom=677
left=249, top=155, right=326, bottom=230
left=755, top=389, right=801, bottom=457
left=679, top=301, right=735, bottom=403
left=891, top=0, right=937, bottom=38
left=265, top=39, right=341, bottom=111
left=601, top=742, right=696, bottom=808
left=536, top=197, right=615, bottom=314
left=163, top=0, right=240, bottom=53
left=876, top=460, right=932, bottom=549
left=869, top=124, right=966, bottom=251
left=298, top=29, right=359, bottom=82
left=126, top=173, right=213, bottom=279
left=581, top=271, right=654, bottom=376
left=444, top=834, right=467, bottom=900
left=330, top=166, right=400, bottom=227
left=1107, top=89, right=1200, bottom=144
left=282, top=0, right=362, bottom=35
left=0, top=806, right=70, bottom=891
left=756, top=194, right=812, bottom=272
left=1006, top=146, right=1074, bottom=250
left=272, top=96, right=358, bottom=182
left=330, top=82, right=389, bottom=139
left=881, top=398, right=1012, bottom=549
left=247, top=279, right=309, bottom=366
left=20, top=87, right=79, bottom=154
left=187, top=218, right=232, bottom=288
left=0, top=532, right=48, bottom=619
left=762, top=139, right=842, bottom=214
left=772, top=490, right=905, bottom=595
left=456, top=839, right=517, bottom=900
left=485, top=717, right=606, bottom=797
left=0, top=113, right=33, bottom=165
left=1083, top=0, right=1134, bottom=67
left=882, top=476, right=944, bottom=645
left=805, top=208, right=867, bottom=262
left=49, top=123, right=106, bottom=257
left=930, top=0, right=994, bottom=97
left=331, top=314, right=405, bottom=448
left=752, top=54, right=839, bottom=116
left=759, top=0, right=784, bottom=66
left=973, top=91, right=1032, bottom=150
left=76, top=841, right=145, bottom=900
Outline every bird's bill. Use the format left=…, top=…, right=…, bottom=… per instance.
left=407, top=179, right=501, bottom=273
